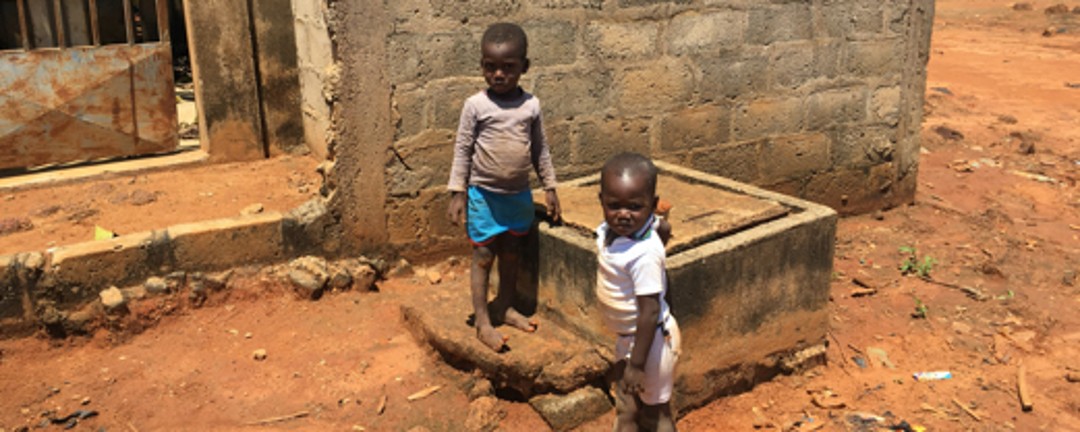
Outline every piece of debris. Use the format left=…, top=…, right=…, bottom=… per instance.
left=80, top=396, right=91, bottom=406
left=464, top=396, right=506, bottom=432
left=952, top=398, right=982, bottom=421
left=376, top=394, right=387, bottom=415
left=913, top=371, right=952, bottom=381
left=1011, top=2, right=1033, bottom=11
left=178, top=122, right=199, bottom=139
left=0, top=216, right=33, bottom=236
left=252, top=349, right=268, bottom=361
left=1042, top=26, right=1064, bottom=37
left=998, top=114, right=1019, bottom=124
left=1018, top=364, right=1034, bottom=411
left=1066, top=372, right=1080, bottom=383
left=1044, top=3, right=1069, bottom=14
left=1066, top=82, right=1080, bottom=89
left=949, top=159, right=974, bottom=172
left=426, top=270, right=442, bottom=285
left=407, top=385, right=442, bottom=402
left=244, top=410, right=310, bottom=426
left=933, top=125, right=964, bottom=141
left=812, top=393, right=847, bottom=410
left=852, top=356, right=868, bottom=368
left=128, top=189, right=158, bottom=206
left=930, top=86, right=953, bottom=95
left=241, top=203, right=264, bottom=216
left=751, top=406, right=774, bottom=429
left=867, top=347, right=896, bottom=369
left=1074, top=5, right=1080, bottom=14
left=1008, top=170, right=1057, bottom=184
left=851, top=287, right=878, bottom=298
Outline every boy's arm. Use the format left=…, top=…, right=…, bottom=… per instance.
left=623, top=294, right=660, bottom=394
left=529, top=105, right=561, bottom=222
left=447, top=100, right=478, bottom=225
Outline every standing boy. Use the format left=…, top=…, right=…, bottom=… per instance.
left=446, top=23, right=561, bottom=352
left=596, top=153, right=680, bottom=431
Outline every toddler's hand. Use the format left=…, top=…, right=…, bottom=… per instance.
left=545, top=190, right=561, bottom=223
left=447, top=192, right=466, bottom=226
left=621, top=364, right=646, bottom=395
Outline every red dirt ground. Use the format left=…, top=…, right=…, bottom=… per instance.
left=2, top=1, right=1079, bottom=430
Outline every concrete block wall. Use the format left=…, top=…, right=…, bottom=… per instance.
left=328, top=0, right=934, bottom=256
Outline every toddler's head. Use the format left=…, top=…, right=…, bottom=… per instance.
left=599, top=153, right=659, bottom=238
left=480, top=23, right=529, bottom=96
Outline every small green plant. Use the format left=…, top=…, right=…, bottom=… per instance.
left=912, top=295, right=929, bottom=319
left=899, top=246, right=936, bottom=278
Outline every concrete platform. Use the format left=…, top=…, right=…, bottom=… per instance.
left=534, top=161, right=837, bottom=412
left=401, top=286, right=611, bottom=398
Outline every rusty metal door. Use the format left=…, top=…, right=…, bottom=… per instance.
left=0, top=0, right=177, bottom=171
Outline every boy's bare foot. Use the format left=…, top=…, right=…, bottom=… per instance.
left=502, top=307, right=538, bottom=333
left=477, top=326, right=509, bottom=352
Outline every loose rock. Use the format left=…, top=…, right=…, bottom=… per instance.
left=529, top=387, right=612, bottom=431
left=144, top=276, right=169, bottom=294
left=99, top=287, right=126, bottom=312
left=0, top=217, right=33, bottom=236
left=288, top=256, right=330, bottom=299
left=1011, top=2, right=1033, bottom=11
left=253, top=349, right=268, bottom=361
left=128, top=189, right=158, bottom=206
left=464, top=396, right=505, bottom=432
left=1044, top=3, right=1069, bottom=14
left=241, top=203, right=264, bottom=216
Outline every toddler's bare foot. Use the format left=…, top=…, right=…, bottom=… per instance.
left=502, top=307, right=538, bottom=333
left=477, top=325, right=508, bottom=352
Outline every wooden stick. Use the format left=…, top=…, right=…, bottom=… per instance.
left=53, top=0, right=65, bottom=48
left=952, top=398, right=982, bottom=421
left=407, top=385, right=441, bottom=402
left=920, top=277, right=988, bottom=301
left=376, top=394, right=387, bottom=415
left=244, top=411, right=310, bottom=426
left=88, top=0, right=100, bottom=46
left=154, top=0, right=169, bottom=42
left=122, top=0, right=134, bottom=44
left=16, top=0, right=30, bottom=50
left=1018, top=364, right=1034, bottom=411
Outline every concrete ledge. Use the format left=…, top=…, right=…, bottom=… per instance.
left=42, top=230, right=170, bottom=308
left=0, top=150, right=208, bottom=194
left=535, top=161, right=837, bottom=413
left=169, top=212, right=285, bottom=271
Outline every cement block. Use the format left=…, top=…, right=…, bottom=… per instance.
left=696, top=55, right=768, bottom=102
left=761, top=133, right=832, bottom=181
left=535, top=161, right=836, bottom=411
left=828, top=125, right=897, bottom=169
left=387, top=31, right=478, bottom=85
left=733, top=97, right=806, bottom=141
left=533, top=68, right=613, bottom=120
left=616, top=59, right=694, bottom=114
left=767, top=42, right=817, bottom=91
left=823, top=0, right=885, bottom=38
left=803, top=163, right=897, bottom=214
left=660, top=104, right=732, bottom=152
left=869, top=85, right=902, bottom=125
left=387, top=131, right=455, bottom=197
left=531, top=0, right=602, bottom=9
left=585, top=20, right=659, bottom=61
left=169, top=212, right=285, bottom=271
left=845, top=39, right=904, bottom=78
left=685, top=140, right=762, bottom=184
left=43, top=230, right=170, bottom=308
left=529, top=387, right=613, bottom=431
left=430, top=0, right=521, bottom=18
left=576, top=118, right=651, bottom=165
left=430, top=78, right=487, bottom=131
left=546, top=120, right=573, bottom=169
left=392, top=86, right=428, bottom=140
left=522, top=20, right=578, bottom=66
left=806, top=87, right=868, bottom=130
left=747, top=3, right=812, bottom=45
left=0, top=254, right=23, bottom=321
left=667, top=10, right=747, bottom=56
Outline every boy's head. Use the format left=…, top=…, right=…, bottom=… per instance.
left=599, top=152, right=659, bottom=238
left=480, top=23, right=529, bottom=96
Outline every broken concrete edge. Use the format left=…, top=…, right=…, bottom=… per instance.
left=0, top=150, right=209, bottom=195
left=674, top=341, right=828, bottom=415
left=529, top=386, right=614, bottom=432
left=0, top=196, right=384, bottom=339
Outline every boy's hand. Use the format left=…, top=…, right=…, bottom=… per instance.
left=447, top=192, right=466, bottom=226
left=545, top=190, right=561, bottom=223
left=621, top=363, right=646, bottom=395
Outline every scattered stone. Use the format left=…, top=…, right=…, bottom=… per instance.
left=328, top=265, right=353, bottom=291
left=201, top=271, right=230, bottom=291
left=144, top=276, right=169, bottom=294
left=99, top=287, right=127, bottom=312
left=122, top=285, right=148, bottom=301
left=1062, top=270, right=1076, bottom=286
left=65, top=205, right=99, bottom=222
left=465, top=396, right=505, bottom=432
left=0, top=216, right=33, bottom=236
left=245, top=332, right=253, bottom=339
left=128, top=189, right=158, bottom=206
left=872, top=210, right=884, bottom=221
left=32, top=204, right=63, bottom=218
left=1074, top=6, right=1080, bottom=14
left=178, top=122, right=199, bottom=139
left=253, top=349, right=268, bottom=361
left=933, top=125, right=964, bottom=141
left=188, top=279, right=207, bottom=307
left=529, top=387, right=612, bottom=432
left=1011, top=2, right=1033, bottom=11
left=64, top=303, right=102, bottom=335
left=952, top=321, right=972, bottom=335
left=1042, top=26, right=1062, bottom=37
left=1011, top=131, right=1037, bottom=154
left=289, top=268, right=327, bottom=300
left=241, top=203, right=265, bottom=216
left=1044, top=3, right=1069, bottom=14
left=344, top=259, right=379, bottom=291
left=427, top=270, right=442, bottom=285
left=80, top=396, right=90, bottom=406
left=387, top=258, right=413, bottom=278
left=1066, top=372, right=1080, bottom=383
left=998, top=114, right=1018, bottom=124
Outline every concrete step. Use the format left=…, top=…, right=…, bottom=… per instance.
left=401, top=285, right=612, bottom=399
